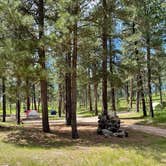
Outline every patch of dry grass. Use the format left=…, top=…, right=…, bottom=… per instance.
left=0, top=122, right=166, bottom=166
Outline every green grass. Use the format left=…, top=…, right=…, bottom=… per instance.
left=118, top=111, right=143, bottom=119
left=137, top=108, right=166, bottom=128
left=117, top=107, right=166, bottom=128
left=0, top=122, right=166, bottom=166
left=77, top=108, right=96, bottom=117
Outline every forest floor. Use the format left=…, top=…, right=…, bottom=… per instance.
left=0, top=112, right=166, bottom=166
left=22, top=112, right=166, bottom=138
left=0, top=121, right=166, bottom=166
left=77, top=112, right=166, bottom=138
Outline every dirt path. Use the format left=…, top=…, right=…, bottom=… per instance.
left=122, top=123, right=166, bottom=138
left=22, top=115, right=166, bottom=138
left=75, top=116, right=166, bottom=138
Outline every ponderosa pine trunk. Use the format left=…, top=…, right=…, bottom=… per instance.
left=31, top=97, right=34, bottom=109
left=2, top=77, right=6, bottom=122
left=16, top=100, right=21, bottom=125
left=139, top=74, right=147, bottom=117
left=58, top=83, right=62, bottom=118
left=136, top=84, right=140, bottom=112
left=9, top=101, right=12, bottom=115
left=146, top=35, right=154, bottom=117
left=136, top=74, right=140, bottom=113
left=102, top=0, right=108, bottom=116
left=133, top=22, right=146, bottom=115
left=27, top=96, right=30, bottom=110
left=16, top=78, right=21, bottom=125
left=129, top=78, right=133, bottom=111
left=65, top=49, right=72, bottom=125
left=71, top=2, right=79, bottom=138
left=85, top=86, right=88, bottom=109
left=109, top=38, right=116, bottom=116
left=158, top=75, right=163, bottom=106
left=126, top=83, right=129, bottom=105
left=88, top=69, right=93, bottom=112
left=94, top=82, right=98, bottom=116
left=26, top=79, right=30, bottom=110
left=92, top=63, right=98, bottom=116
left=33, top=84, right=37, bottom=110
left=38, top=0, right=50, bottom=132
left=38, top=98, right=41, bottom=112
left=133, top=22, right=140, bottom=113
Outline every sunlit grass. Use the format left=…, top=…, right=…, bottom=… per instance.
left=137, top=108, right=166, bottom=128
left=0, top=125, right=165, bottom=166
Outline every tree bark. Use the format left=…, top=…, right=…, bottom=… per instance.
left=133, top=22, right=146, bottom=116
left=2, top=77, right=6, bottom=122
left=58, top=83, right=62, bottom=117
left=65, top=37, right=72, bottom=125
left=146, top=35, right=154, bottom=117
left=139, top=74, right=147, bottom=117
left=136, top=93, right=140, bottom=112
left=94, top=82, right=98, bottom=116
left=38, top=98, right=41, bottom=112
left=71, top=2, right=79, bottom=138
left=136, top=89, right=140, bottom=112
left=85, top=86, right=88, bottom=109
left=126, top=83, right=129, bottom=105
left=158, top=75, right=163, bottom=106
left=9, top=102, right=12, bottom=115
left=16, top=100, right=21, bottom=125
left=88, top=69, right=93, bottom=112
left=38, top=0, right=50, bottom=132
left=16, top=78, right=21, bottom=125
left=26, top=79, right=30, bottom=110
left=102, top=0, right=108, bottom=116
left=33, top=84, right=37, bottom=110
left=109, top=38, right=116, bottom=116
left=129, top=78, right=133, bottom=111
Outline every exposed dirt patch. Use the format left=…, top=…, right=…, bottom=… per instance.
left=3, top=122, right=163, bottom=150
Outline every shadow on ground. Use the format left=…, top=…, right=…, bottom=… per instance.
left=1, top=122, right=165, bottom=148
left=1, top=122, right=166, bottom=164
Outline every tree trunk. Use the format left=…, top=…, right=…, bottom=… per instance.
left=133, top=22, right=146, bottom=116
left=31, top=97, right=34, bottom=110
left=102, top=0, right=108, bottom=116
left=33, top=84, right=37, bottom=110
left=26, top=79, right=30, bottom=110
left=27, top=96, right=30, bottom=110
left=9, top=98, right=12, bottom=115
left=71, top=4, right=79, bottom=138
left=16, top=100, right=21, bottom=125
left=58, top=83, right=62, bottom=118
left=38, top=98, right=41, bottom=112
left=129, top=78, right=133, bottom=111
left=146, top=35, right=154, bottom=117
left=2, top=77, right=6, bottom=122
left=65, top=38, right=72, bottom=125
left=85, top=86, right=88, bottom=109
left=88, top=69, right=93, bottom=112
left=16, top=78, right=21, bottom=125
left=133, top=21, right=140, bottom=113
left=38, top=0, right=50, bottom=132
left=139, top=74, right=147, bottom=117
left=126, top=83, right=129, bottom=105
left=136, top=91, right=140, bottom=112
left=10, top=103, right=12, bottom=115
left=158, top=75, right=163, bottom=106
left=92, top=63, right=98, bottom=116
left=109, top=38, right=116, bottom=116
left=94, top=82, right=98, bottom=116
